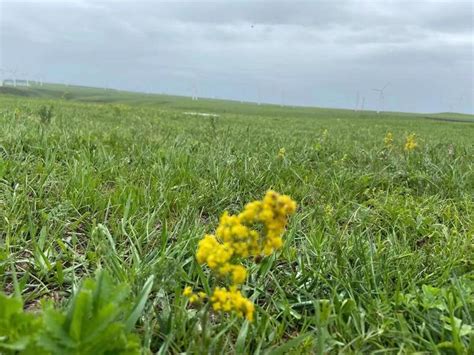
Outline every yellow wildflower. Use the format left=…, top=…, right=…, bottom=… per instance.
left=189, top=294, right=199, bottom=303
left=211, top=287, right=255, bottom=321
left=324, top=204, right=334, bottom=217
left=278, top=148, right=286, bottom=158
left=183, top=286, right=208, bottom=304
left=230, top=265, right=247, bottom=285
left=384, top=132, right=393, bottom=147
left=196, top=234, right=232, bottom=269
left=185, top=190, right=296, bottom=321
left=404, top=133, right=418, bottom=151
left=183, top=286, right=193, bottom=297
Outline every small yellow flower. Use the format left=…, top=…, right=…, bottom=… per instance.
left=183, top=286, right=207, bottom=304
left=278, top=147, right=286, bottom=158
left=211, top=287, right=255, bottom=321
left=183, top=286, right=193, bottom=297
left=230, top=265, right=247, bottom=285
left=404, top=133, right=418, bottom=151
left=384, top=132, right=393, bottom=147
left=189, top=294, right=199, bottom=303
left=324, top=204, right=334, bottom=217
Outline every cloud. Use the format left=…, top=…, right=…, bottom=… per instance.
left=0, top=0, right=472, bottom=113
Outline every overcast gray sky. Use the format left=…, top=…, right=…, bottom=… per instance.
left=1, top=0, right=473, bottom=113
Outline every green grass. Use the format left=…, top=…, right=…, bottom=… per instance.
left=0, top=85, right=473, bottom=353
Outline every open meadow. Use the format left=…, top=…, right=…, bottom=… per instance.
left=0, top=84, right=473, bottom=353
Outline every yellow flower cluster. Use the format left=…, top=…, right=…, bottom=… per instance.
left=383, top=132, right=420, bottom=152
left=211, top=286, right=255, bottom=321
left=278, top=147, right=286, bottom=158
left=404, top=133, right=418, bottom=151
left=183, top=286, right=207, bottom=304
left=384, top=132, right=393, bottom=147
left=184, top=190, right=297, bottom=322
left=233, top=190, right=297, bottom=256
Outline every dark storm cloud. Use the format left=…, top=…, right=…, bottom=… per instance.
left=0, top=0, right=472, bottom=113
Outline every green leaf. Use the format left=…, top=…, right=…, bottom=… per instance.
left=264, top=333, right=313, bottom=355
left=235, top=320, right=249, bottom=354
left=37, top=271, right=142, bottom=354
left=340, top=299, right=356, bottom=315
left=0, top=294, right=42, bottom=351
left=125, top=275, right=154, bottom=332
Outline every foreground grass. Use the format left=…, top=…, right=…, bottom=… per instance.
left=0, top=91, right=473, bottom=353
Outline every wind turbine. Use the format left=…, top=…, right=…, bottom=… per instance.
left=192, top=80, right=198, bottom=100
left=372, top=82, right=390, bottom=114
left=11, top=68, right=18, bottom=87
left=354, top=91, right=360, bottom=111
left=36, top=72, right=44, bottom=86
left=20, top=71, right=30, bottom=86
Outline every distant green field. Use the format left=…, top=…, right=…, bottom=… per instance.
left=0, top=84, right=473, bottom=353
left=2, top=82, right=473, bottom=121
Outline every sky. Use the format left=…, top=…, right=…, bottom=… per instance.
left=0, top=0, right=473, bottom=113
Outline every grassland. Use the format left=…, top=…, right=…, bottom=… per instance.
left=0, top=84, right=473, bottom=353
